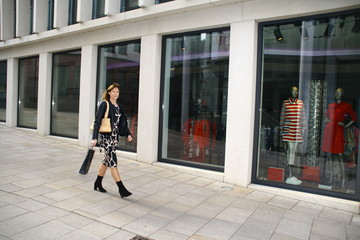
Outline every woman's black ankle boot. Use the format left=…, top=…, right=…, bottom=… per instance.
left=116, top=181, right=132, bottom=198
left=94, top=175, right=107, bottom=192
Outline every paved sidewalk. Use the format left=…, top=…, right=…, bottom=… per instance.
left=0, top=124, right=360, bottom=240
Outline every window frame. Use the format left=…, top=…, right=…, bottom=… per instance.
left=158, top=27, right=231, bottom=172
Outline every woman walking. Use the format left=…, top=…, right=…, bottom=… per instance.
left=91, top=82, right=133, bottom=198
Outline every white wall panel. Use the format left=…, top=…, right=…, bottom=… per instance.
left=37, top=52, right=52, bottom=136
left=224, top=20, right=257, bottom=187
left=0, top=0, right=15, bottom=40
left=6, top=58, right=18, bottom=127
left=17, top=0, right=30, bottom=37
left=33, top=0, right=48, bottom=33
left=77, top=0, right=92, bottom=22
left=137, top=34, right=162, bottom=164
left=54, top=0, right=69, bottom=28
left=78, top=45, right=97, bottom=147
left=105, top=0, right=120, bottom=16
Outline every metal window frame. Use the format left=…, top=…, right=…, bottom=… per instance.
left=158, top=27, right=230, bottom=172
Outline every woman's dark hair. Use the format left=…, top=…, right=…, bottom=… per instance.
left=102, top=82, right=120, bottom=101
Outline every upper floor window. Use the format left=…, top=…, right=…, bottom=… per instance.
left=121, top=0, right=139, bottom=12
left=156, top=0, right=174, bottom=3
left=68, top=0, right=78, bottom=25
left=93, top=0, right=105, bottom=19
left=29, top=0, right=34, bottom=34
left=47, top=0, right=54, bottom=30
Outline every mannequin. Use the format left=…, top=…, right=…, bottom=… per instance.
left=321, top=88, right=356, bottom=188
left=279, top=86, right=307, bottom=185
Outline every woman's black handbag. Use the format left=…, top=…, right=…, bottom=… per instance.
left=79, top=148, right=95, bottom=175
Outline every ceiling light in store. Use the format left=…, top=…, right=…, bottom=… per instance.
left=352, top=16, right=360, bottom=33
left=273, top=25, right=284, bottom=41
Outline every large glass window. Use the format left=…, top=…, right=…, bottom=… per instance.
left=68, top=0, right=78, bottom=25
left=51, top=50, right=81, bottom=138
left=93, top=0, right=105, bottom=19
left=0, top=61, right=6, bottom=122
left=255, top=10, right=360, bottom=200
left=97, top=40, right=140, bottom=152
left=18, top=56, right=39, bottom=128
left=160, top=28, right=230, bottom=171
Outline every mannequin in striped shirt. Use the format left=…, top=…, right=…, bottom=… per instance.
left=280, top=86, right=307, bottom=185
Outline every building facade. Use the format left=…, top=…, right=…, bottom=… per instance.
left=1, top=0, right=360, bottom=209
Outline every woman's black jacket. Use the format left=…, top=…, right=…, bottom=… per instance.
left=92, top=100, right=131, bottom=140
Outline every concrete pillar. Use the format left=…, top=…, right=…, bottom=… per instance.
left=6, top=58, right=18, bottom=127
left=78, top=44, right=97, bottom=147
left=16, top=0, right=30, bottom=37
left=0, top=0, right=15, bottom=40
left=105, top=0, right=120, bottom=16
left=54, top=0, right=69, bottom=28
left=136, top=34, right=162, bottom=164
left=77, top=0, right=92, bottom=22
left=37, top=52, right=52, bottom=136
left=224, top=20, right=257, bottom=187
left=33, top=0, right=48, bottom=33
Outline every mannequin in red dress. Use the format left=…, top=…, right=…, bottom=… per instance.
left=321, top=88, right=356, bottom=188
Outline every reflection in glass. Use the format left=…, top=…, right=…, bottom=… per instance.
left=18, top=56, right=39, bottom=128
left=257, top=11, right=360, bottom=197
left=0, top=61, right=6, bottom=121
left=51, top=50, right=81, bottom=138
left=161, top=29, right=230, bottom=171
left=97, top=41, right=140, bottom=152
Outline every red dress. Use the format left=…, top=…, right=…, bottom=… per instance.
left=321, top=102, right=357, bottom=153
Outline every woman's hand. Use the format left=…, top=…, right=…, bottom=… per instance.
left=127, top=135, right=133, bottom=142
left=91, top=139, right=97, bottom=147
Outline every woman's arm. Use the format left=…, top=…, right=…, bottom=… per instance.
left=92, top=101, right=107, bottom=141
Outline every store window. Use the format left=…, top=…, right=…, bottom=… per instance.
left=160, top=28, right=230, bottom=171
left=18, top=56, right=39, bottom=129
left=97, top=40, right=140, bottom=152
left=93, top=0, right=105, bottom=19
left=0, top=61, right=6, bottom=122
left=51, top=49, right=81, bottom=138
left=121, top=0, right=139, bottom=12
left=254, top=10, right=360, bottom=200
left=68, top=0, right=78, bottom=25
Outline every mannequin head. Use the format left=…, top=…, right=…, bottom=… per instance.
left=335, top=88, right=344, bottom=101
left=290, top=86, right=298, bottom=98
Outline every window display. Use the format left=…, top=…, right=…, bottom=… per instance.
left=97, top=41, right=140, bottom=152
left=255, top=10, right=360, bottom=199
left=160, top=28, right=229, bottom=171
left=51, top=50, right=81, bottom=138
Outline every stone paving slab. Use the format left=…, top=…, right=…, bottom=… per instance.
left=0, top=124, right=360, bottom=240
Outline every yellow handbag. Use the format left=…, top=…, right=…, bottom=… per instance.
left=90, top=101, right=111, bottom=133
